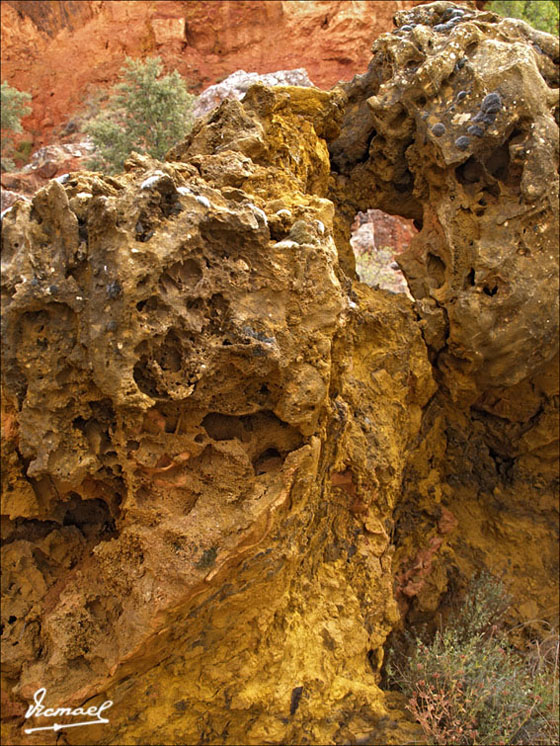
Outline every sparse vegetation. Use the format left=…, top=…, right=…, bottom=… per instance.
left=386, top=573, right=560, bottom=745
left=12, top=139, right=33, bottom=168
left=84, top=56, right=195, bottom=173
left=488, top=0, right=559, bottom=34
left=1, top=81, right=32, bottom=172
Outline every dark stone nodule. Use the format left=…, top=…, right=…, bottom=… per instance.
left=106, top=281, right=122, bottom=299
left=481, top=92, right=502, bottom=111
left=432, top=123, right=446, bottom=137
left=467, top=125, right=484, bottom=138
left=455, top=136, right=470, bottom=151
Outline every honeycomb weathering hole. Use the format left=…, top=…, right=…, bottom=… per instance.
left=253, top=448, right=284, bottom=475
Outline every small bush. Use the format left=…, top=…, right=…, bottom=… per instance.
left=488, top=0, right=559, bottom=35
left=84, top=56, right=195, bottom=174
left=13, top=139, right=33, bottom=168
left=386, top=572, right=560, bottom=745
left=1, top=81, right=32, bottom=172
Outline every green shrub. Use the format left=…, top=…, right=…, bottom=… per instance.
left=386, top=573, right=560, bottom=745
left=488, top=0, right=559, bottom=35
left=13, top=139, right=33, bottom=167
left=1, top=81, right=32, bottom=172
left=84, top=56, right=195, bottom=174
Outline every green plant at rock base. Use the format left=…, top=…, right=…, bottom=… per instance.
left=1, top=81, right=32, bottom=172
left=13, top=139, right=33, bottom=168
left=488, top=0, right=559, bottom=34
left=84, top=56, right=195, bottom=174
left=386, top=573, right=560, bottom=745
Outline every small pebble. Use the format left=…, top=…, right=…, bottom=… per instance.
left=456, top=57, right=467, bottom=70
left=31, top=278, right=39, bottom=287
left=106, top=320, right=118, bottom=332
left=432, top=123, right=446, bottom=137
left=434, top=23, right=448, bottom=32
left=195, top=195, right=211, bottom=209
left=482, top=110, right=497, bottom=125
left=467, top=125, right=484, bottom=138
left=401, top=24, right=413, bottom=31
left=48, top=285, right=58, bottom=295
left=456, top=90, right=468, bottom=102
left=455, top=136, right=470, bottom=151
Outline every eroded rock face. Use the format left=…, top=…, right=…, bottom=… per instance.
left=1, top=3, right=558, bottom=745
left=331, top=0, right=559, bottom=402
left=1, top=84, right=432, bottom=745
left=329, top=0, right=558, bottom=639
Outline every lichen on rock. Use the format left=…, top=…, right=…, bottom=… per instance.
left=1, top=3, right=558, bottom=745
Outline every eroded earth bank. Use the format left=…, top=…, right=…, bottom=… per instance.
left=1, top=2, right=558, bottom=744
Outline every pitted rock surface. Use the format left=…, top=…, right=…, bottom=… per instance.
left=330, top=0, right=559, bottom=402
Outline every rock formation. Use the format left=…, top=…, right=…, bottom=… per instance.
left=1, top=2, right=558, bottom=745
left=192, top=68, right=316, bottom=119
left=329, top=0, right=558, bottom=630
left=1, top=142, right=95, bottom=206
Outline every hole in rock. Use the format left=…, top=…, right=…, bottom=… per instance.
left=186, top=298, right=204, bottom=311
left=483, top=285, right=498, bottom=296
left=166, top=259, right=203, bottom=289
left=465, top=268, right=476, bottom=288
left=456, top=156, right=484, bottom=185
left=155, top=332, right=183, bottom=373
left=136, top=296, right=160, bottom=313
left=62, top=494, right=116, bottom=540
left=134, top=357, right=167, bottom=398
left=202, top=411, right=304, bottom=460
left=202, top=413, right=246, bottom=441
left=426, top=253, right=446, bottom=288
left=350, top=209, right=416, bottom=298
left=209, top=293, right=228, bottom=319
left=485, top=144, right=510, bottom=183
left=89, top=398, right=116, bottom=426
left=253, top=447, right=284, bottom=475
